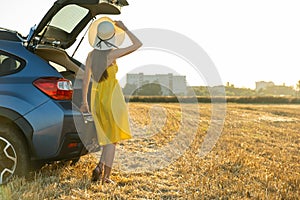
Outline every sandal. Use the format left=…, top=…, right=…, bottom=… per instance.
left=101, top=165, right=115, bottom=184
left=91, top=164, right=103, bottom=182
left=102, top=178, right=115, bottom=184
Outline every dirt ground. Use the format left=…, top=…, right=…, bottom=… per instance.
left=1, top=103, right=299, bottom=199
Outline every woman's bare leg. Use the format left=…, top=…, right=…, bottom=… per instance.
left=100, top=143, right=116, bottom=183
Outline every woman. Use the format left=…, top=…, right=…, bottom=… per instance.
left=80, top=17, right=142, bottom=184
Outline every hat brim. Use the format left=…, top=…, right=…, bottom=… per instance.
left=88, top=17, right=125, bottom=50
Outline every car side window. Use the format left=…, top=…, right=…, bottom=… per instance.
left=0, top=53, right=22, bottom=76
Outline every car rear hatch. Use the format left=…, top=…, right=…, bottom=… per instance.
left=27, top=0, right=129, bottom=49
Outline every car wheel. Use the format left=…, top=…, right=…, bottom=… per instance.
left=0, top=123, right=30, bottom=184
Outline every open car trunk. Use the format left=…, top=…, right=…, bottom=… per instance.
left=30, top=0, right=128, bottom=106
left=28, top=0, right=128, bottom=49
left=29, top=0, right=128, bottom=77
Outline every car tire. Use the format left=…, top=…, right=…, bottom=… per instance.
left=0, top=122, right=30, bottom=184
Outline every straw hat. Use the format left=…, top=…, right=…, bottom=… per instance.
left=88, top=17, right=125, bottom=50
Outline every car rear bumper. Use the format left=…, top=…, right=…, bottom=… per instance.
left=48, top=132, right=88, bottom=161
left=24, top=100, right=89, bottom=161
left=49, top=103, right=89, bottom=161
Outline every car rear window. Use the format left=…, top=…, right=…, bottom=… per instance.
left=49, top=4, right=89, bottom=34
left=0, top=52, right=23, bottom=76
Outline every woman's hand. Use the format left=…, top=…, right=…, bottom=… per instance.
left=115, top=20, right=128, bottom=31
left=80, top=103, right=90, bottom=113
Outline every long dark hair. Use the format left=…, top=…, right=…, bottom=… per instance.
left=90, top=49, right=112, bottom=82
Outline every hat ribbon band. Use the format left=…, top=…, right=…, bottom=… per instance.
left=96, top=33, right=119, bottom=49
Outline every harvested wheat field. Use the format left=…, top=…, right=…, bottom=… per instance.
left=1, top=103, right=299, bottom=199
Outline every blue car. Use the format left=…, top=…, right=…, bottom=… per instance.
left=0, top=0, right=128, bottom=184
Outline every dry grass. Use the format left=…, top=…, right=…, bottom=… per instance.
left=1, top=103, right=299, bottom=199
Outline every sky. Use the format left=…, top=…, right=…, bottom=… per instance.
left=1, top=0, right=300, bottom=89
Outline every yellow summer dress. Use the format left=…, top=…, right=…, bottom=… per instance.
left=90, top=62, right=132, bottom=145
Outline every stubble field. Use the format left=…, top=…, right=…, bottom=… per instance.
left=1, top=103, right=299, bottom=199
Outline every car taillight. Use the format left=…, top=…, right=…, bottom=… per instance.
left=33, top=77, right=73, bottom=100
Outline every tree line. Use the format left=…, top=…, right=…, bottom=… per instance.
left=123, top=80, right=300, bottom=97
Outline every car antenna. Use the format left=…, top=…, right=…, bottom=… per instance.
left=71, top=17, right=95, bottom=58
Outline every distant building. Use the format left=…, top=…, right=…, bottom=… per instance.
left=126, top=73, right=187, bottom=95
left=255, top=81, right=275, bottom=92
left=255, top=81, right=294, bottom=96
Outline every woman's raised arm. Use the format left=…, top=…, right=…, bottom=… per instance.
left=108, top=21, right=142, bottom=63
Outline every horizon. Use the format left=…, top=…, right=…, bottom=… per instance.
left=119, top=71, right=299, bottom=90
